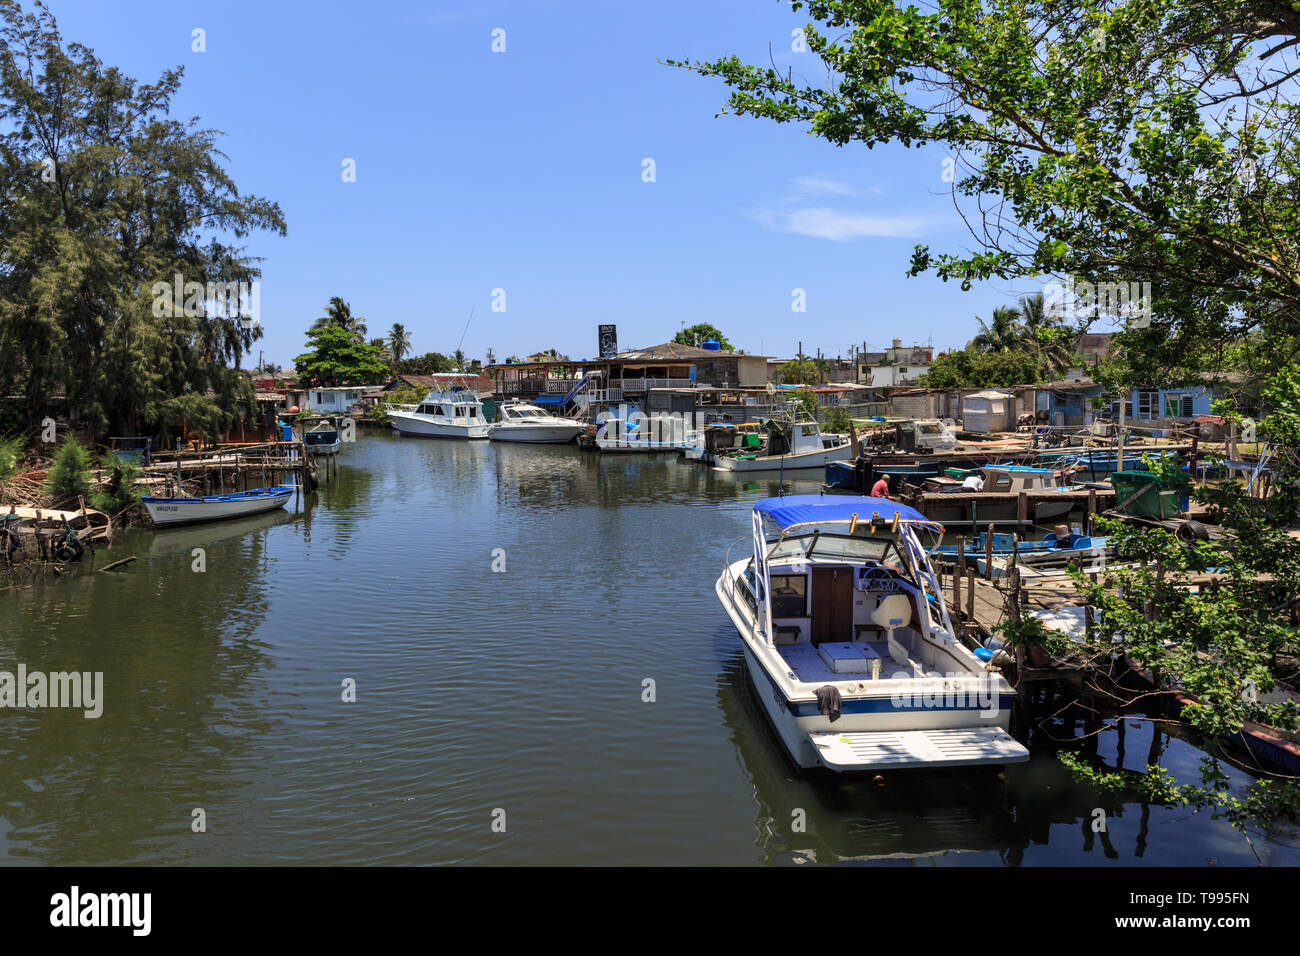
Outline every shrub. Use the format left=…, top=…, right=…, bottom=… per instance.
left=44, top=436, right=91, bottom=504
left=90, top=454, right=145, bottom=514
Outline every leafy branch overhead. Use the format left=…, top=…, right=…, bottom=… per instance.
left=671, top=0, right=1300, bottom=386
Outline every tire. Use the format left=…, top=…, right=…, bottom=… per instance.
left=53, top=538, right=84, bottom=563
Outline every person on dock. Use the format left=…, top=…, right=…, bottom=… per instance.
left=962, top=473, right=985, bottom=491
left=870, top=476, right=892, bottom=499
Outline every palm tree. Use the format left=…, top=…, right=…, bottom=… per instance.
left=311, top=297, right=367, bottom=340
left=968, top=305, right=1024, bottom=352
left=387, top=323, right=412, bottom=363
left=453, top=349, right=466, bottom=370
left=1018, top=293, right=1076, bottom=375
left=368, top=337, right=391, bottom=361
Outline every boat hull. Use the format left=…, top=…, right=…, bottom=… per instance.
left=715, top=443, right=851, bottom=473
left=142, top=487, right=294, bottom=527
left=489, top=423, right=584, bottom=443
left=388, top=411, right=489, bottom=439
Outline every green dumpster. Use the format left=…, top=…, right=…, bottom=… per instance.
left=1109, top=469, right=1182, bottom=518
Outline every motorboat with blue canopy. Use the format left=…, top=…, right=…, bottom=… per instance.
left=716, top=494, right=1028, bottom=772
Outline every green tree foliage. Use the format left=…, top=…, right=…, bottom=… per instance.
left=43, top=436, right=90, bottom=503
left=0, top=1, right=285, bottom=440
left=310, top=297, right=366, bottom=340
left=918, top=349, right=1042, bottom=388
left=823, top=406, right=852, bottom=433
left=0, top=434, right=20, bottom=481
left=387, top=324, right=412, bottom=364
left=779, top=358, right=823, bottom=385
left=673, top=323, right=733, bottom=350
left=294, top=325, right=390, bottom=387
left=90, top=453, right=144, bottom=514
left=393, top=352, right=453, bottom=375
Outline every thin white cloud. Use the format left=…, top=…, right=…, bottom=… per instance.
left=755, top=206, right=934, bottom=241
left=791, top=175, right=859, bottom=197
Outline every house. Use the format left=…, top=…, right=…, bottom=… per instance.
left=385, top=373, right=495, bottom=396
left=1013, top=378, right=1107, bottom=427
left=284, top=385, right=386, bottom=414
left=858, top=339, right=933, bottom=386
left=486, top=343, right=771, bottom=405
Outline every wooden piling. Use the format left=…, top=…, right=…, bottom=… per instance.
left=983, top=522, right=995, bottom=581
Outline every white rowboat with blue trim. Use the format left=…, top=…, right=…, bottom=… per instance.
left=142, top=486, right=295, bottom=527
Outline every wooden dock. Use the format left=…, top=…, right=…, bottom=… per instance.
left=905, top=486, right=1115, bottom=531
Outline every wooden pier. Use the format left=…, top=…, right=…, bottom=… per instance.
left=904, top=486, right=1115, bottom=531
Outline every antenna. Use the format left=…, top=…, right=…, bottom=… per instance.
left=454, top=307, right=475, bottom=359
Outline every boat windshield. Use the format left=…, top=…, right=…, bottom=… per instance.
left=766, top=531, right=904, bottom=567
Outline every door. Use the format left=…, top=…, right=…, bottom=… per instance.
left=811, top=568, right=854, bottom=645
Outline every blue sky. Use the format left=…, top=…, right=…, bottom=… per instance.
left=49, top=0, right=1039, bottom=366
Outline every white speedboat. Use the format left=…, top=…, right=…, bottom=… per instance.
left=489, top=401, right=585, bottom=444
left=713, top=419, right=850, bottom=473
left=142, top=486, right=295, bottom=527
left=716, top=494, right=1028, bottom=772
left=387, top=386, right=489, bottom=438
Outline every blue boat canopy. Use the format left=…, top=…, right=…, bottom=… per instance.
left=754, top=495, right=933, bottom=530
left=532, top=395, right=566, bottom=406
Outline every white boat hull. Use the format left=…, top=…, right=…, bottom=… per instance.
left=143, top=488, right=294, bottom=527
left=306, top=440, right=341, bottom=455
left=714, top=442, right=851, bottom=473
left=489, top=423, right=584, bottom=443
left=389, top=411, right=489, bottom=439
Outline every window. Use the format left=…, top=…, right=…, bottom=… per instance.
left=770, top=574, right=807, bottom=618
left=316, top=392, right=324, bottom=404
left=1137, top=391, right=1158, bottom=420
left=1181, top=395, right=1194, bottom=418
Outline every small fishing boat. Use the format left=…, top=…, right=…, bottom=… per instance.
left=142, top=486, right=295, bottom=527
left=716, top=494, right=1028, bottom=772
left=304, top=418, right=342, bottom=456
left=387, top=385, right=490, bottom=439
left=595, top=413, right=700, bottom=453
left=714, top=418, right=851, bottom=473
left=489, top=401, right=585, bottom=444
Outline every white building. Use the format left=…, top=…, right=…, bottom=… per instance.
left=284, top=386, right=383, bottom=414
left=858, top=339, right=933, bottom=386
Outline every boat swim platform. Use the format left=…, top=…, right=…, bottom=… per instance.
left=810, top=726, right=1029, bottom=770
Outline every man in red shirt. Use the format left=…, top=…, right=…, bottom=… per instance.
left=870, top=476, right=891, bottom=499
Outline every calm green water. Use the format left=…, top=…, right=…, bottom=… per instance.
left=1, top=433, right=1296, bottom=866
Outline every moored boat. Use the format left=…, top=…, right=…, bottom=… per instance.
left=715, top=494, right=1028, bottom=772
left=714, top=418, right=851, bottom=473
left=489, top=401, right=585, bottom=444
left=142, top=486, right=295, bottom=527
left=387, top=385, right=490, bottom=439
left=304, top=418, right=342, bottom=455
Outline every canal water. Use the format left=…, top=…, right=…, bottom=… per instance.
left=2, top=433, right=1296, bottom=865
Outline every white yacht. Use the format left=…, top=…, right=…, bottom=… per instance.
left=387, top=386, right=489, bottom=439
left=716, top=494, right=1028, bottom=772
left=713, top=419, right=850, bottom=473
left=489, top=401, right=585, bottom=444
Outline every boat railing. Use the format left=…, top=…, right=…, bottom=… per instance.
left=722, top=535, right=753, bottom=597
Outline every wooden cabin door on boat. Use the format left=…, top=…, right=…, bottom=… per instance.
left=811, top=568, right=854, bottom=646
